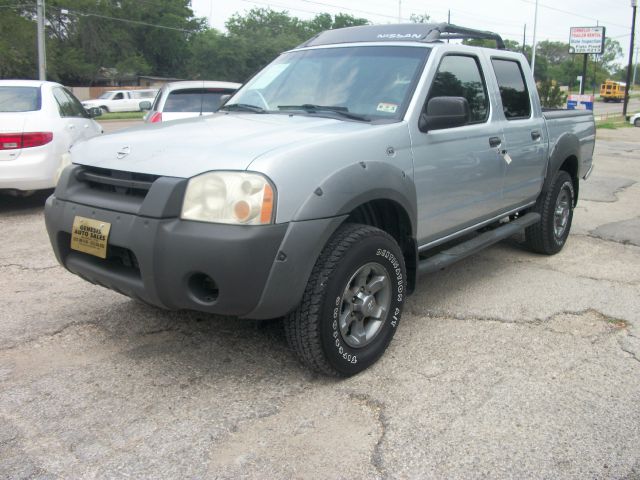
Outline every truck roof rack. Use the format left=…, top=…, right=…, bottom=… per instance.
left=298, top=23, right=506, bottom=50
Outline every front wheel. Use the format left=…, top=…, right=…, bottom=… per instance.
left=525, top=170, right=575, bottom=255
left=634, top=118, right=640, bottom=127
left=284, top=223, right=406, bottom=377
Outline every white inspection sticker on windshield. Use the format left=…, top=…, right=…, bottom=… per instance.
left=377, top=102, right=398, bottom=113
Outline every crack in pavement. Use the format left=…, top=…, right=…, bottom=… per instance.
left=349, top=392, right=389, bottom=480
left=0, top=263, right=59, bottom=272
left=617, top=333, right=640, bottom=365
left=472, top=255, right=640, bottom=287
left=413, top=308, right=629, bottom=333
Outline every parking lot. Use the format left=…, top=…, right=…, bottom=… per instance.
left=0, top=127, right=639, bottom=479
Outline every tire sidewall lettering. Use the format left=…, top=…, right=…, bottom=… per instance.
left=324, top=235, right=406, bottom=372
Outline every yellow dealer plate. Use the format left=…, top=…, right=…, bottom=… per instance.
left=70, top=216, right=111, bottom=259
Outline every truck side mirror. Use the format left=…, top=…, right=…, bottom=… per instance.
left=86, top=107, right=102, bottom=118
left=139, top=100, right=152, bottom=111
left=419, top=96, right=470, bottom=132
left=219, top=94, right=231, bottom=106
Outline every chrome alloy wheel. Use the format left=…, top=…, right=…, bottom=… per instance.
left=338, top=262, right=392, bottom=348
left=553, top=186, right=571, bottom=239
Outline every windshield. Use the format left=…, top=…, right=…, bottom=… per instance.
left=226, top=45, right=429, bottom=122
left=0, top=86, right=42, bottom=112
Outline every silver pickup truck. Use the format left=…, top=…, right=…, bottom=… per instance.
left=45, top=23, right=595, bottom=376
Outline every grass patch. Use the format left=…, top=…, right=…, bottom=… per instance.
left=596, top=119, right=632, bottom=129
left=98, top=111, right=145, bottom=120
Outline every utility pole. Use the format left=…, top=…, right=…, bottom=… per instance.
left=36, top=0, right=46, bottom=80
left=522, top=24, right=527, bottom=56
left=398, top=0, right=402, bottom=23
left=633, top=45, right=639, bottom=88
left=531, top=0, right=539, bottom=76
left=447, top=10, right=450, bottom=43
left=623, top=0, right=637, bottom=119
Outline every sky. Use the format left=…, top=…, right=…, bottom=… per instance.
left=190, top=0, right=639, bottom=62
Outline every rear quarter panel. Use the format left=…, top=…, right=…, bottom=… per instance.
left=543, top=110, right=595, bottom=179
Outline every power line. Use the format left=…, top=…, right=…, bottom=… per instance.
left=517, top=0, right=631, bottom=30
left=45, top=4, right=200, bottom=33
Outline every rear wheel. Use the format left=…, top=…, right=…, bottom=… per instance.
left=634, top=118, right=640, bottom=127
left=525, top=170, right=574, bottom=255
left=100, top=106, right=109, bottom=114
left=284, top=223, right=406, bottom=377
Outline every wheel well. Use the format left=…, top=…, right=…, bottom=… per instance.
left=346, top=199, right=416, bottom=294
left=559, top=155, right=579, bottom=205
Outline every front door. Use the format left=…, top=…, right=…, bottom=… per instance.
left=411, top=53, right=505, bottom=246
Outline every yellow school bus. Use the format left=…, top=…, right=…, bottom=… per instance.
left=600, top=80, right=625, bottom=102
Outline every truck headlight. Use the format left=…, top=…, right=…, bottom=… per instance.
left=181, top=171, right=275, bottom=225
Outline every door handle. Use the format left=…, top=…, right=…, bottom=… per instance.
left=531, top=130, right=541, bottom=140
left=489, top=136, right=502, bottom=148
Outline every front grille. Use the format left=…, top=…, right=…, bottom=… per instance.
left=76, top=166, right=159, bottom=198
left=59, top=232, right=141, bottom=277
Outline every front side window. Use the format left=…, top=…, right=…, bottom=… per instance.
left=53, top=88, right=87, bottom=118
left=491, top=59, right=531, bottom=120
left=113, top=92, right=124, bottom=100
left=227, top=46, right=430, bottom=122
left=426, top=54, right=489, bottom=124
left=0, top=86, right=41, bottom=112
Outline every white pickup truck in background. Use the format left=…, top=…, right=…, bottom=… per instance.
left=82, top=89, right=157, bottom=113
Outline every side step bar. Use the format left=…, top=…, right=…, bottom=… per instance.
left=417, top=212, right=541, bottom=276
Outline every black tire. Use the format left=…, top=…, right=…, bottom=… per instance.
left=525, top=170, right=575, bottom=255
left=634, top=118, right=640, bottom=127
left=100, top=106, right=109, bottom=114
left=284, top=223, right=406, bottom=377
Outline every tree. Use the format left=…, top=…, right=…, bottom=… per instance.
left=188, top=9, right=368, bottom=82
left=0, top=7, right=37, bottom=78
left=538, top=80, right=567, bottom=108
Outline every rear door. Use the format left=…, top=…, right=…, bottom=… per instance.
left=52, top=87, right=86, bottom=146
left=489, top=57, right=547, bottom=208
left=411, top=52, right=505, bottom=245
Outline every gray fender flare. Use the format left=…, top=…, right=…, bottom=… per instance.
left=292, top=161, right=417, bottom=234
left=243, top=162, right=417, bottom=319
left=542, top=132, right=580, bottom=202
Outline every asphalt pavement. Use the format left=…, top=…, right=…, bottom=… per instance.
left=0, top=128, right=639, bottom=479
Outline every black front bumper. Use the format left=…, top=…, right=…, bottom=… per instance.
left=45, top=165, right=348, bottom=318
left=45, top=194, right=288, bottom=316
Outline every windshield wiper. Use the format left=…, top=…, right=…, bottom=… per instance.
left=220, top=103, right=266, bottom=113
left=278, top=104, right=370, bottom=122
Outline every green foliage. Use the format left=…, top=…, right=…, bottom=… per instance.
left=186, top=9, right=368, bottom=82
left=0, top=7, right=37, bottom=78
left=0, top=2, right=627, bottom=92
left=537, top=80, right=567, bottom=108
left=409, top=13, right=431, bottom=24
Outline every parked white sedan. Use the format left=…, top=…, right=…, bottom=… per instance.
left=142, top=81, right=240, bottom=123
left=0, top=80, right=103, bottom=193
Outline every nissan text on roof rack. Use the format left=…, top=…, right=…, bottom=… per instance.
left=44, top=23, right=595, bottom=376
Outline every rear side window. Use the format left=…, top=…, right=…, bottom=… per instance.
left=491, top=59, right=531, bottom=120
left=427, top=55, right=489, bottom=124
left=163, top=89, right=236, bottom=113
left=0, top=86, right=41, bottom=112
